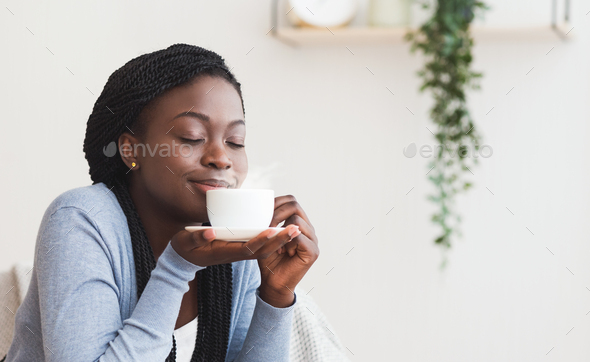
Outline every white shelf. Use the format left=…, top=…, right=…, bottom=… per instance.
left=273, top=23, right=574, bottom=46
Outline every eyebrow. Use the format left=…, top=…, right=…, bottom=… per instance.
left=172, top=111, right=245, bottom=128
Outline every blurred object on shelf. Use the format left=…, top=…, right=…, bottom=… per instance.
left=287, top=0, right=359, bottom=28
left=271, top=0, right=573, bottom=46
left=368, top=0, right=411, bottom=27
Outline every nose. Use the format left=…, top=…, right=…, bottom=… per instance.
left=201, top=140, right=232, bottom=170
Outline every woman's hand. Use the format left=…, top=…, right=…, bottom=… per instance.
left=170, top=226, right=299, bottom=267
left=257, top=195, right=320, bottom=308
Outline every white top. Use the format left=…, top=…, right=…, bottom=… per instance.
left=173, top=315, right=198, bottom=362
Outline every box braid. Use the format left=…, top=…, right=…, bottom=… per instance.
left=82, top=44, right=244, bottom=362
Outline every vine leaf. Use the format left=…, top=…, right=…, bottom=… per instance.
left=404, top=0, right=489, bottom=264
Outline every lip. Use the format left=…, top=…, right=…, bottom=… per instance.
left=190, top=179, right=230, bottom=194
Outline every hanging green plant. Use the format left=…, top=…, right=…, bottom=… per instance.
left=404, top=0, right=489, bottom=262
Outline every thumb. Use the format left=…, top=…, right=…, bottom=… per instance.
left=192, top=228, right=216, bottom=247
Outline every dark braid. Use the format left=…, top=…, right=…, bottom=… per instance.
left=83, top=43, right=242, bottom=362
left=111, top=177, right=155, bottom=295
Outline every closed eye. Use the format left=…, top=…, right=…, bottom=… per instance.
left=227, top=142, right=245, bottom=148
left=180, top=138, right=244, bottom=148
left=180, top=138, right=204, bottom=144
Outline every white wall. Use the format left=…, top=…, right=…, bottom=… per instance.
left=1, top=0, right=589, bottom=360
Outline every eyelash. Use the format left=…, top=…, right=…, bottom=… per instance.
left=180, top=138, right=204, bottom=144
left=228, top=142, right=246, bottom=148
left=180, top=138, right=245, bottom=148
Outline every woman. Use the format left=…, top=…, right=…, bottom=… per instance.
left=5, top=43, right=319, bottom=362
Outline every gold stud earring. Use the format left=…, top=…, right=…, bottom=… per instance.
left=131, top=162, right=136, bottom=168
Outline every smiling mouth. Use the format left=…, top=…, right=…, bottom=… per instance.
left=190, top=180, right=230, bottom=194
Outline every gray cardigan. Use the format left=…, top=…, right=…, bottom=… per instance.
left=5, top=182, right=296, bottom=361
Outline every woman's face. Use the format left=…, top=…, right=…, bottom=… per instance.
left=120, top=75, right=248, bottom=224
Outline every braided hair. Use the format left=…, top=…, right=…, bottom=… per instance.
left=83, top=43, right=244, bottom=362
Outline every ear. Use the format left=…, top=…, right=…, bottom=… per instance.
left=118, top=132, right=141, bottom=170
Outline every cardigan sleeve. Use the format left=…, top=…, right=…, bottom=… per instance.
left=227, top=261, right=297, bottom=362
left=34, top=206, right=204, bottom=362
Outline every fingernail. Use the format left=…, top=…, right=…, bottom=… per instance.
left=204, top=228, right=215, bottom=240
left=288, top=225, right=299, bottom=237
left=290, top=230, right=301, bottom=239
left=266, top=229, right=275, bottom=239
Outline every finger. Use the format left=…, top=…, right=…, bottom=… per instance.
left=213, top=228, right=279, bottom=262
left=190, top=228, right=217, bottom=249
left=199, top=227, right=286, bottom=264
left=176, top=229, right=214, bottom=252
left=283, top=215, right=316, bottom=243
left=252, top=224, right=300, bottom=259
left=282, top=214, right=318, bottom=253
left=255, top=224, right=299, bottom=257
left=192, top=228, right=273, bottom=264
left=240, top=228, right=278, bottom=255
left=270, top=198, right=313, bottom=230
left=283, top=224, right=317, bottom=258
left=274, top=195, right=296, bottom=210
left=288, top=235, right=319, bottom=260
left=284, top=229, right=305, bottom=257
left=272, top=196, right=311, bottom=226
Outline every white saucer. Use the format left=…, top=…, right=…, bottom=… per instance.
left=184, top=226, right=285, bottom=242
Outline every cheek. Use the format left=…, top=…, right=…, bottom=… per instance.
left=231, top=148, right=246, bottom=167
left=176, top=142, right=196, bottom=159
left=234, top=153, right=248, bottom=186
left=140, top=144, right=188, bottom=185
left=143, top=148, right=200, bottom=204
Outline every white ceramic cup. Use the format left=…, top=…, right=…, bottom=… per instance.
left=206, top=189, right=275, bottom=228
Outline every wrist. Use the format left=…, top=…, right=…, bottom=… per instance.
left=258, top=286, right=295, bottom=308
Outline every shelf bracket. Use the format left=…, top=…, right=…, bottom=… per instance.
left=271, top=0, right=299, bottom=47
left=551, top=0, right=572, bottom=40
